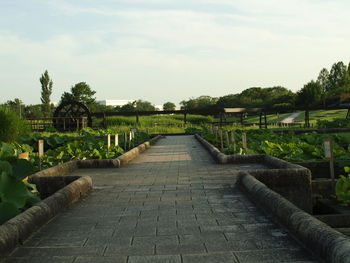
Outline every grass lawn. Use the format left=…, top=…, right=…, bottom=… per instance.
left=293, top=109, right=347, bottom=124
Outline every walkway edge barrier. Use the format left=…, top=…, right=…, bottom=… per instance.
left=194, top=134, right=313, bottom=213
left=77, top=135, right=163, bottom=168
left=0, top=176, right=92, bottom=258
left=238, top=172, right=350, bottom=263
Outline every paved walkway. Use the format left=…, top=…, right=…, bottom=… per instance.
left=3, top=136, right=320, bottom=263
left=280, top=112, right=301, bottom=124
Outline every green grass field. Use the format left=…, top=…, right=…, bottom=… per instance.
left=293, top=109, right=347, bottom=124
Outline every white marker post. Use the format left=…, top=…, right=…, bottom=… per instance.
left=38, top=139, right=44, bottom=170
left=107, top=134, right=111, bottom=152
left=242, top=132, right=248, bottom=152
left=324, top=138, right=335, bottom=187
left=114, top=134, right=119, bottom=147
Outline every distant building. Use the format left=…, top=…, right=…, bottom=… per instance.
left=97, top=100, right=135, bottom=107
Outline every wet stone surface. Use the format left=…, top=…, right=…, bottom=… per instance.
left=2, top=136, right=320, bottom=263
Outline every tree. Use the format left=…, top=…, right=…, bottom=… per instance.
left=4, top=98, right=23, bottom=118
left=317, top=68, right=330, bottom=107
left=135, top=100, right=155, bottom=111
left=163, top=102, right=176, bottom=111
left=60, top=82, right=96, bottom=105
left=328, top=62, right=348, bottom=94
left=296, top=80, right=322, bottom=108
left=180, top=96, right=217, bottom=110
left=40, top=70, right=53, bottom=117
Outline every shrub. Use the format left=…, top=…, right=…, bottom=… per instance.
left=0, top=106, right=31, bottom=142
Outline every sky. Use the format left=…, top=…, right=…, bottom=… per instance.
left=0, top=0, right=349, bottom=106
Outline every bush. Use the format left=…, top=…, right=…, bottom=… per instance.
left=317, top=118, right=350, bottom=129
left=0, top=106, right=30, bottom=142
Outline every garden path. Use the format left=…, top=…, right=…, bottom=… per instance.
left=280, top=112, right=301, bottom=124
left=3, top=136, right=320, bottom=263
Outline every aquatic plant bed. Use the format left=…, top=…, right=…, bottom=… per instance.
left=195, top=134, right=313, bottom=212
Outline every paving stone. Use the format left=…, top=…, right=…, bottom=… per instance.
left=75, top=256, right=127, bottom=263
left=2, top=257, right=75, bottom=263
left=233, top=248, right=316, bottom=262
left=3, top=136, right=320, bottom=263
left=11, top=247, right=104, bottom=257
left=128, top=255, right=181, bottom=263
left=182, top=252, right=239, bottom=263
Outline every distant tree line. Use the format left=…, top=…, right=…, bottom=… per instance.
left=2, top=60, right=349, bottom=119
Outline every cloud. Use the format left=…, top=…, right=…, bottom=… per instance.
left=0, top=0, right=349, bottom=105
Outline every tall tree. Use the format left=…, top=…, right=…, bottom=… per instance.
left=296, top=80, right=322, bottom=108
left=163, top=102, right=176, bottom=111
left=60, top=82, right=96, bottom=105
left=328, top=61, right=348, bottom=95
left=4, top=98, right=23, bottom=117
left=317, top=68, right=330, bottom=107
left=40, top=70, right=53, bottom=117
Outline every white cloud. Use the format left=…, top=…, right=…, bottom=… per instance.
left=0, top=0, right=349, bottom=105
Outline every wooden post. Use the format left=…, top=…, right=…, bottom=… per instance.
left=231, top=131, right=236, bottom=153
left=305, top=110, right=310, bottom=128
left=114, top=134, right=119, bottom=146
left=264, top=111, right=267, bottom=129
left=225, top=131, right=229, bottom=150
left=136, top=114, right=140, bottom=125
left=184, top=113, right=187, bottom=125
left=38, top=139, right=44, bottom=170
left=324, top=138, right=335, bottom=188
left=259, top=112, right=262, bottom=129
left=128, top=131, right=132, bottom=149
left=219, top=130, right=224, bottom=150
left=124, top=132, right=127, bottom=150
left=107, top=134, right=111, bottom=151
left=242, top=132, right=247, bottom=150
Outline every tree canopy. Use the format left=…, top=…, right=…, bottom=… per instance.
left=163, top=102, right=176, bottom=111
left=60, top=82, right=96, bottom=105
left=40, top=70, right=53, bottom=117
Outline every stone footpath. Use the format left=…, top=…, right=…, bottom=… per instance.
left=2, top=136, right=321, bottom=263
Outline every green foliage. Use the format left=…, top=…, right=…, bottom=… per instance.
left=60, top=82, right=96, bottom=105
left=335, top=167, right=350, bottom=205
left=163, top=102, right=176, bottom=111
left=202, top=129, right=350, bottom=162
left=0, top=160, right=40, bottom=224
left=317, top=118, right=350, bottom=129
left=0, top=106, right=31, bottom=142
left=40, top=70, right=53, bottom=117
left=296, top=80, right=322, bottom=107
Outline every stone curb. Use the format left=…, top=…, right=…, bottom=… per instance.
left=194, top=134, right=306, bottom=169
left=29, top=135, right=163, bottom=174
left=194, top=133, right=313, bottom=212
left=0, top=176, right=92, bottom=258
left=77, top=135, right=163, bottom=168
left=237, top=172, right=350, bottom=263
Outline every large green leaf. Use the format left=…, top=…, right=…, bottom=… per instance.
left=12, top=159, right=35, bottom=180
left=0, top=171, right=30, bottom=209
left=0, top=202, right=20, bottom=224
left=0, top=160, right=13, bottom=174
